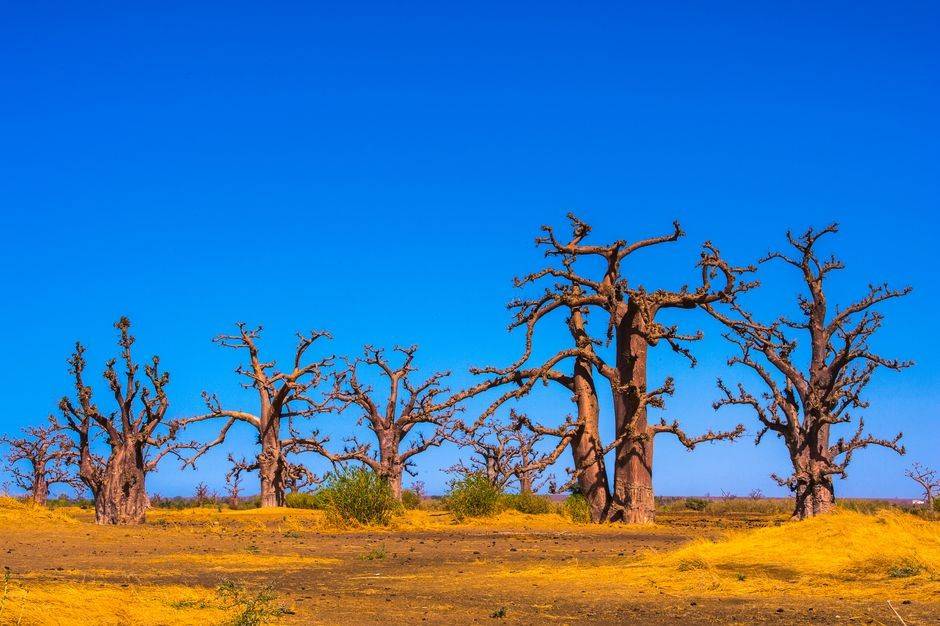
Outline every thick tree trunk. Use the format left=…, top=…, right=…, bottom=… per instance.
left=258, top=448, right=286, bottom=508
left=31, top=474, right=49, bottom=506
left=518, top=474, right=533, bottom=494
left=570, top=355, right=612, bottom=523
left=387, top=468, right=403, bottom=500
left=792, top=476, right=835, bottom=520
left=612, top=307, right=656, bottom=523
left=258, top=413, right=287, bottom=507
left=377, top=429, right=404, bottom=500
left=94, top=443, right=149, bottom=525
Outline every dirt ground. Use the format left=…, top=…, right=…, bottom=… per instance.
left=0, top=506, right=935, bottom=625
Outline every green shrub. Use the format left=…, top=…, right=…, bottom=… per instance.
left=502, top=491, right=552, bottom=515
left=446, top=473, right=503, bottom=521
left=284, top=491, right=330, bottom=510
left=563, top=493, right=591, bottom=523
left=684, top=497, right=708, bottom=511
left=320, top=468, right=398, bottom=527
left=400, top=489, right=422, bottom=510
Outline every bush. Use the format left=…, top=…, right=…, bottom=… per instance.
left=684, top=497, right=708, bottom=511
left=446, top=473, right=503, bottom=521
left=284, top=491, right=330, bottom=510
left=400, top=489, right=422, bottom=510
left=502, top=491, right=552, bottom=515
left=320, top=468, right=398, bottom=526
left=563, top=493, right=591, bottom=523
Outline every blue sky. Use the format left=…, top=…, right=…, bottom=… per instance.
left=0, top=1, right=936, bottom=498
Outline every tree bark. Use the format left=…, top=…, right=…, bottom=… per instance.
left=612, top=305, right=656, bottom=523
left=94, top=442, right=149, bottom=525
left=31, top=474, right=49, bottom=506
left=257, top=432, right=286, bottom=508
left=569, top=356, right=612, bottom=523
left=793, top=476, right=835, bottom=520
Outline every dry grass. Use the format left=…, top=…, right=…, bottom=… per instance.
left=1, top=498, right=936, bottom=624
left=0, top=580, right=227, bottom=626
left=492, top=509, right=939, bottom=601
left=0, top=497, right=77, bottom=526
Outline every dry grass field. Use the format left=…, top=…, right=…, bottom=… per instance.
left=0, top=498, right=937, bottom=625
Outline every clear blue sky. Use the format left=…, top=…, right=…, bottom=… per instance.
left=1, top=1, right=936, bottom=498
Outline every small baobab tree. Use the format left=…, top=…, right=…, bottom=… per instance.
left=905, top=463, right=938, bottom=508
left=707, top=224, right=911, bottom=520
left=57, top=317, right=197, bottom=524
left=307, top=345, right=474, bottom=500
left=473, top=215, right=747, bottom=522
left=173, top=323, right=333, bottom=508
left=447, top=412, right=560, bottom=493
left=1, top=420, right=80, bottom=505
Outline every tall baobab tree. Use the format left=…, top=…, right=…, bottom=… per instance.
left=447, top=411, right=563, bottom=493
left=905, top=463, right=939, bottom=508
left=173, top=323, right=333, bottom=508
left=309, top=345, right=475, bottom=500
left=473, top=215, right=748, bottom=522
left=57, top=317, right=196, bottom=524
left=708, top=224, right=911, bottom=520
left=1, top=420, right=80, bottom=505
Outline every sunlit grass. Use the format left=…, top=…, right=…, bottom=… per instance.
left=490, top=510, right=939, bottom=601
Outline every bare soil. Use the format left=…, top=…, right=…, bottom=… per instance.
left=0, top=509, right=934, bottom=625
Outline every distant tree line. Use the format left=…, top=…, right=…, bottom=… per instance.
left=1, top=217, right=920, bottom=525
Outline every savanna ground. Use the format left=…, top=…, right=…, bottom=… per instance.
left=0, top=499, right=937, bottom=625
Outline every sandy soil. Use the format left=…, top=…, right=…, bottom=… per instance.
left=0, top=507, right=934, bottom=625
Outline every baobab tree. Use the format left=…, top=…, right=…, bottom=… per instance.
left=308, top=345, right=471, bottom=500
left=447, top=411, right=561, bottom=493
left=473, top=215, right=747, bottom=522
left=1, top=420, right=80, bottom=505
left=905, top=463, right=938, bottom=508
left=707, top=224, right=911, bottom=520
left=57, top=317, right=196, bottom=524
left=173, top=323, right=333, bottom=508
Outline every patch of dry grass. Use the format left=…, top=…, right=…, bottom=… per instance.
left=150, top=552, right=339, bottom=571
left=490, top=509, right=939, bottom=601
left=0, top=497, right=77, bottom=527
left=0, top=580, right=227, bottom=626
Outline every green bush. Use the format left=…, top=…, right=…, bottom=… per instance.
left=284, top=491, right=330, bottom=510
left=320, top=468, right=398, bottom=526
left=502, top=491, right=552, bottom=515
left=400, top=489, right=422, bottom=510
left=446, top=473, right=503, bottom=521
left=684, top=497, right=708, bottom=511
left=563, top=493, right=591, bottom=523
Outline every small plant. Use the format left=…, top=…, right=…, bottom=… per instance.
left=321, top=468, right=398, bottom=527
left=400, top=489, right=422, bottom=510
left=490, top=606, right=507, bottom=619
left=361, top=545, right=387, bottom=560
left=0, top=568, right=12, bottom=618
left=446, top=473, right=503, bottom=521
left=684, top=497, right=708, bottom=511
left=216, top=579, right=290, bottom=626
left=502, top=491, right=551, bottom=515
left=170, top=598, right=211, bottom=609
left=888, top=563, right=923, bottom=578
left=563, top=493, right=591, bottom=523
left=284, top=491, right=330, bottom=510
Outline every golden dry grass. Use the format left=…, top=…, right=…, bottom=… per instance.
left=490, top=509, right=939, bottom=601
left=0, top=498, right=936, bottom=624
left=0, top=580, right=227, bottom=626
